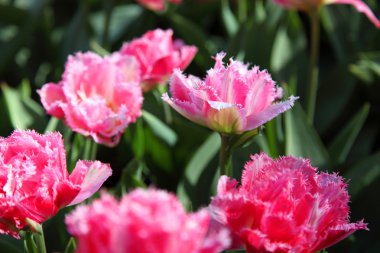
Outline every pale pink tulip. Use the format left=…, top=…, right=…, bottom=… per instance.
left=163, top=52, right=297, bottom=134
left=210, top=153, right=368, bottom=253
left=66, top=189, right=230, bottom=253
left=273, top=0, right=380, bottom=28
left=120, top=29, right=197, bottom=91
left=0, top=130, right=112, bottom=238
left=39, top=52, right=143, bottom=147
left=137, top=0, right=182, bottom=11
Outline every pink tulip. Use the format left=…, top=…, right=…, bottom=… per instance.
left=210, top=153, right=368, bottom=253
left=120, top=29, right=197, bottom=91
left=273, top=0, right=380, bottom=29
left=39, top=52, right=143, bottom=147
left=0, top=130, right=112, bottom=238
left=66, top=189, right=230, bottom=253
left=163, top=52, right=297, bottom=134
left=136, top=0, right=182, bottom=11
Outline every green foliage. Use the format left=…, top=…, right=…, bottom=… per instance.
left=0, top=0, right=379, bottom=252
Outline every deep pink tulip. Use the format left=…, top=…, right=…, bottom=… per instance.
left=65, top=189, right=230, bottom=253
left=66, top=189, right=230, bottom=253
left=0, top=130, right=112, bottom=238
left=39, top=52, right=143, bottom=147
left=120, top=29, right=197, bottom=91
left=163, top=52, right=297, bottom=134
left=273, top=0, right=380, bottom=28
left=137, top=0, right=181, bottom=11
left=210, top=153, right=368, bottom=253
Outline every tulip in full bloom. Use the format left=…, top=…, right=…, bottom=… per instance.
left=0, top=130, right=112, bottom=238
left=137, top=0, right=181, bottom=11
left=210, top=153, right=368, bottom=253
left=273, top=0, right=380, bottom=28
left=66, top=188, right=230, bottom=253
left=163, top=52, right=297, bottom=134
left=39, top=52, right=143, bottom=147
left=120, top=29, right=197, bottom=91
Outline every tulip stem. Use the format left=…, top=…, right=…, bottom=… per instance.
left=24, top=223, right=47, bottom=253
left=306, top=7, right=320, bottom=124
left=102, top=0, right=114, bottom=49
left=219, top=134, right=233, bottom=177
left=83, top=138, right=97, bottom=160
left=238, top=0, right=248, bottom=22
left=34, top=227, right=47, bottom=253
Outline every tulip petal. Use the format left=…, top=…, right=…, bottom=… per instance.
left=69, top=161, right=112, bottom=205
left=327, top=0, right=380, bottom=28
left=245, top=96, right=298, bottom=130
left=38, top=83, right=66, bottom=118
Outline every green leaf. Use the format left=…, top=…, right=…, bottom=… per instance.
left=221, top=0, right=238, bottom=37
left=345, top=151, right=380, bottom=199
left=64, top=238, right=76, bottom=253
left=328, top=103, right=370, bottom=164
left=177, top=132, right=220, bottom=208
left=285, top=103, right=330, bottom=167
left=142, top=110, right=177, bottom=146
left=90, top=4, right=143, bottom=45
left=1, top=83, right=33, bottom=130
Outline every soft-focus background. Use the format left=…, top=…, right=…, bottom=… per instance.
left=0, top=0, right=379, bottom=252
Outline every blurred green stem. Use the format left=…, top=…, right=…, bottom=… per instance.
left=306, top=7, right=320, bottom=124
left=219, top=134, right=232, bottom=176
left=238, top=0, right=248, bottom=22
left=158, top=85, right=173, bottom=124
left=83, top=138, right=98, bottom=160
left=102, top=0, right=114, bottom=49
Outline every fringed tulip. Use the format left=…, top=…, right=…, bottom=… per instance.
left=39, top=52, right=143, bottom=147
left=273, top=0, right=380, bottom=29
left=210, top=153, right=368, bottom=253
left=163, top=52, right=297, bottom=134
left=66, top=189, right=230, bottom=253
left=120, top=29, right=197, bottom=91
left=0, top=130, right=112, bottom=238
left=137, top=0, right=181, bottom=11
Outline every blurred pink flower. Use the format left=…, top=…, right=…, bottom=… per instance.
left=162, top=52, right=297, bottom=134
left=39, top=52, right=143, bottom=147
left=66, top=188, right=230, bottom=253
left=273, top=0, right=380, bottom=28
left=210, top=153, right=368, bottom=253
left=120, top=29, right=197, bottom=91
left=137, top=0, right=181, bottom=11
left=0, top=130, right=112, bottom=238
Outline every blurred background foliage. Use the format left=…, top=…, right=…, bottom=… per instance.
left=0, top=0, right=380, bottom=252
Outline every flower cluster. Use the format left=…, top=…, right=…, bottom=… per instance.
left=210, top=153, right=368, bottom=253
left=39, top=29, right=197, bottom=146
left=66, top=189, right=230, bottom=253
left=163, top=52, right=297, bottom=134
left=0, top=130, right=112, bottom=238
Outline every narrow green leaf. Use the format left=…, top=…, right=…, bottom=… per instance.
left=142, top=110, right=177, bottom=146
left=131, top=118, right=145, bottom=160
left=64, top=237, right=76, bottom=253
left=285, top=103, right=330, bottom=167
left=345, top=151, right=380, bottom=199
left=328, top=104, right=370, bottom=164
left=177, top=132, right=220, bottom=208
left=1, top=84, right=33, bottom=130
left=221, top=0, right=238, bottom=37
